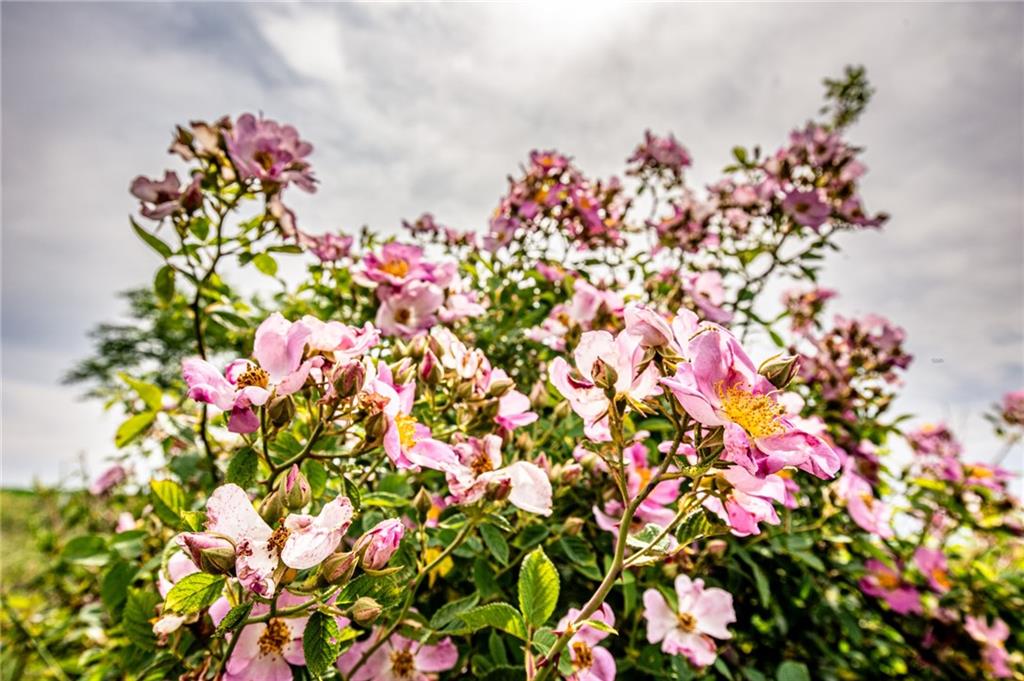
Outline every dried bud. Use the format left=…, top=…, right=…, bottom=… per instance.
left=258, top=490, right=286, bottom=524
left=278, top=465, right=311, bottom=511
left=559, top=462, right=583, bottom=485
left=758, top=354, right=800, bottom=389
left=487, top=376, right=515, bottom=398
left=590, top=358, right=618, bottom=392
left=364, top=411, right=388, bottom=446
left=562, top=517, right=585, bottom=536
left=321, top=550, right=359, bottom=585
left=350, top=597, right=383, bottom=625
left=333, top=362, right=366, bottom=400
left=268, top=396, right=296, bottom=428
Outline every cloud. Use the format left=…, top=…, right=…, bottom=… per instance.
left=1, top=3, right=1021, bottom=487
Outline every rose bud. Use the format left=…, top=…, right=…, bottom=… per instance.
left=363, top=411, right=388, bottom=446
left=278, top=465, right=311, bottom=511
left=268, top=396, right=296, bottom=428
left=559, top=462, right=583, bottom=485
left=487, top=376, right=515, bottom=398
left=350, top=597, right=383, bottom=626
left=358, top=518, right=405, bottom=570
left=258, top=490, right=286, bottom=524
left=590, top=358, right=618, bottom=392
left=176, top=533, right=235, bottom=575
left=412, top=487, right=434, bottom=520
left=333, top=361, right=366, bottom=400
left=420, top=350, right=443, bottom=385
left=321, top=550, right=359, bottom=585
left=562, top=517, right=585, bottom=536
left=758, top=354, right=800, bottom=389
left=485, top=476, right=512, bottom=503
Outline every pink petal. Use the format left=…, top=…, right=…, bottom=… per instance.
left=642, top=589, right=677, bottom=644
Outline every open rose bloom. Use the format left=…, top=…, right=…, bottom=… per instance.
left=643, top=575, right=736, bottom=667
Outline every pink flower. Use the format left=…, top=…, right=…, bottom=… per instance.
left=624, top=303, right=676, bottom=349
left=226, top=113, right=316, bottom=192
left=643, top=575, right=735, bottom=667
left=366, top=364, right=456, bottom=472
left=360, top=242, right=439, bottom=288
left=130, top=170, right=200, bottom=220
left=182, top=313, right=321, bottom=433
left=859, top=559, right=922, bottom=615
left=191, top=484, right=353, bottom=595
left=682, top=271, right=732, bottom=324
left=550, top=330, right=662, bottom=441
left=661, top=324, right=839, bottom=479
left=556, top=603, right=617, bottom=681
left=376, top=281, right=445, bottom=338
left=356, top=518, right=405, bottom=570
left=443, top=435, right=552, bottom=516
left=1002, top=389, right=1024, bottom=426
left=913, top=548, right=952, bottom=594
left=567, top=280, right=623, bottom=327
left=965, top=615, right=1012, bottom=679
left=89, top=464, right=126, bottom=495
left=338, top=632, right=458, bottom=680
left=782, top=188, right=831, bottom=230
left=702, top=465, right=787, bottom=537
left=836, top=466, right=894, bottom=539
left=301, top=316, right=379, bottom=362
left=595, top=440, right=682, bottom=532
left=308, top=232, right=354, bottom=262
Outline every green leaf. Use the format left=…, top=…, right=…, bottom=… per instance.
left=430, top=593, right=481, bottom=630
left=62, top=535, right=108, bottom=565
left=164, top=573, right=225, bottom=614
left=101, top=560, right=139, bottom=613
left=518, top=547, right=559, bottom=627
left=252, top=253, right=278, bottom=277
left=360, top=491, right=408, bottom=508
left=578, top=618, right=618, bottom=635
left=559, top=536, right=596, bottom=566
left=120, top=373, right=163, bottom=411
left=303, top=610, right=342, bottom=678
left=626, top=523, right=673, bottom=557
left=123, top=589, right=161, bottom=649
left=734, top=549, right=770, bottom=607
left=480, top=524, right=510, bottom=566
left=131, top=218, right=174, bottom=258
left=150, top=479, right=187, bottom=528
left=459, top=602, right=527, bottom=640
left=215, top=602, right=253, bottom=637
left=302, top=459, right=327, bottom=498
left=189, top=216, right=211, bottom=241
left=154, top=265, right=175, bottom=303
left=776, top=661, right=811, bottom=681
left=115, top=411, right=156, bottom=448
left=227, top=448, right=259, bottom=488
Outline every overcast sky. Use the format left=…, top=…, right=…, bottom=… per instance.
left=2, top=2, right=1022, bottom=489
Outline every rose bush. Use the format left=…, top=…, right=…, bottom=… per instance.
left=2, top=66, right=1021, bottom=680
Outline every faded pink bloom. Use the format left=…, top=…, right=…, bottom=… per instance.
left=643, top=575, right=735, bottom=667
left=338, top=631, right=458, bottom=681
left=130, top=170, right=200, bottom=220
left=444, top=435, right=552, bottom=516
left=702, top=465, right=787, bottom=537
left=308, top=232, right=354, bottom=262
left=281, top=496, right=355, bottom=570
left=965, top=615, right=1012, bottom=679
left=624, top=303, right=676, bottom=349
left=836, top=466, right=894, bottom=539
left=1002, top=389, right=1024, bottom=426
left=556, top=603, right=617, bottom=681
left=682, top=271, right=732, bottom=324
left=356, top=518, right=405, bottom=570
left=913, top=548, right=952, bottom=594
left=89, top=464, right=126, bottom=495
left=782, top=188, right=831, bottom=230
left=375, top=281, right=445, bottom=338
left=859, top=559, right=922, bottom=615
left=595, top=439, right=682, bottom=533
left=227, top=113, right=316, bottom=192
left=662, top=324, right=839, bottom=479
left=567, top=280, right=623, bottom=327
left=301, top=316, right=379, bottom=362
left=550, top=330, right=662, bottom=441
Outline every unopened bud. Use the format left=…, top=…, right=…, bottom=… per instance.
left=321, top=550, right=359, bottom=585
left=758, top=354, right=800, bottom=389
left=177, top=533, right=234, bottom=574
left=591, top=359, right=618, bottom=392
left=412, top=487, right=434, bottom=519
left=351, top=597, right=383, bottom=625
left=333, top=362, right=366, bottom=399
left=199, top=546, right=236, bottom=575
left=268, top=396, right=296, bottom=428
left=407, top=335, right=428, bottom=359
left=705, top=539, right=728, bottom=557
left=563, top=517, right=585, bottom=536
left=559, top=462, right=583, bottom=485
left=364, top=412, right=388, bottom=445
left=485, top=476, right=512, bottom=503
left=420, top=350, right=443, bottom=385
left=392, top=358, right=416, bottom=386
left=487, top=377, right=515, bottom=398
left=278, top=465, right=311, bottom=511
left=258, top=490, right=286, bottom=524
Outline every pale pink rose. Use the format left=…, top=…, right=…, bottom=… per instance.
left=443, top=435, right=552, bottom=516
left=338, top=631, right=458, bottom=680
left=643, top=575, right=735, bottom=667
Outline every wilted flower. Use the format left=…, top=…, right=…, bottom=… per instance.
left=89, top=464, right=126, bottom=496
left=443, top=435, right=553, bottom=516
left=556, top=603, right=617, bottom=681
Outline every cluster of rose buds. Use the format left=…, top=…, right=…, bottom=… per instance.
left=781, top=286, right=838, bottom=332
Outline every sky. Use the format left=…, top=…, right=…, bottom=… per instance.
left=2, top=2, right=1022, bottom=489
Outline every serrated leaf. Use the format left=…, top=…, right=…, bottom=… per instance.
left=304, top=611, right=341, bottom=677
left=252, top=253, right=278, bottom=277
left=776, top=661, right=810, bottom=681
left=215, top=602, right=253, bottom=637
left=131, top=219, right=174, bottom=258
left=150, top=479, right=187, bottom=528
left=164, top=573, right=225, bottom=614
left=116, top=411, right=156, bottom=448
left=123, top=589, right=161, bottom=649
left=154, top=265, right=175, bottom=303
left=480, top=524, right=509, bottom=566
left=459, top=602, right=527, bottom=640
left=302, top=459, right=327, bottom=498
left=120, top=373, right=163, bottom=411
left=430, top=592, right=480, bottom=630
left=518, top=547, right=559, bottom=627
left=559, top=536, right=596, bottom=566
left=626, top=523, right=673, bottom=557
left=227, top=448, right=258, bottom=488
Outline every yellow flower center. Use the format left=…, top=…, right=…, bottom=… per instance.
left=390, top=649, right=415, bottom=678
left=470, top=450, right=494, bottom=476
left=236, top=365, right=269, bottom=389
left=964, top=464, right=993, bottom=479
left=932, top=568, right=951, bottom=590
left=677, top=611, right=697, bottom=633
left=258, top=619, right=290, bottom=656
left=876, top=571, right=901, bottom=590
left=267, top=525, right=290, bottom=552
left=717, top=382, right=785, bottom=439
left=380, top=258, right=410, bottom=278
left=572, top=641, right=594, bottom=670
left=395, top=414, right=418, bottom=449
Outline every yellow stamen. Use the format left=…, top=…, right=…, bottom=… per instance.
left=677, top=611, right=697, bottom=632
left=258, top=619, right=290, bottom=656
left=395, top=414, right=418, bottom=449
left=932, top=568, right=951, bottom=590
left=717, top=382, right=784, bottom=439
left=236, top=366, right=269, bottom=389
left=390, top=649, right=415, bottom=678
left=875, top=571, right=901, bottom=590
left=572, top=641, right=594, bottom=670
left=380, top=258, right=410, bottom=278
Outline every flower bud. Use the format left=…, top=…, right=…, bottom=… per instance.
left=591, top=359, right=618, bottom=392
left=485, top=476, right=512, bottom=503
left=363, top=412, right=388, bottom=446
left=559, top=462, right=583, bottom=485
left=258, top=491, right=286, bottom=524
left=407, top=335, right=428, bottom=359
left=420, top=350, right=443, bottom=386
left=563, top=517, right=585, bottom=536
left=358, top=518, right=405, bottom=570
left=333, top=361, right=366, bottom=400
left=412, top=487, right=434, bottom=520
left=268, top=396, right=296, bottom=428
left=758, top=354, right=800, bottom=389
left=278, top=465, right=311, bottom=511
left=487, top=376, right=515, bottom=398
left=176, top=533, right=234, bottom=574
left=321, top=550, right=359, bottom=585
left=350, top=597, right=383, bottom=625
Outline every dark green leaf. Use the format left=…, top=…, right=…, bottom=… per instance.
left=154, top=265, right=175, bottom=303
left=303, top=610, right=341, bottom=677
left=480, top=524, right=510, bottom=566
left=776, top=661, right=811, bottom=681
left=123, top=589, right=161, bottom=650
left=131, top=219, right=174, bottom=258
left=227, top=448, right=259, bottom=488
left=164, top=573, right=225, bottom=614
left=215, top=602, right=253, bottom=637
